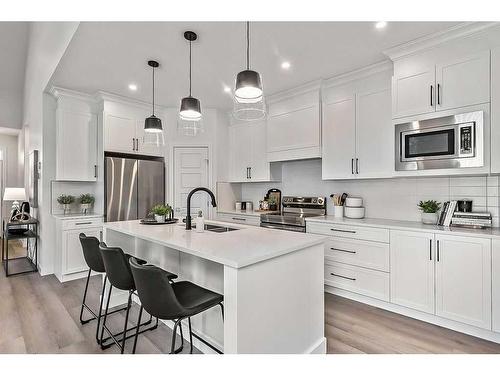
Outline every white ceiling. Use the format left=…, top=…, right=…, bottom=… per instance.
left=51, top=21, right=461, bottom=110
left=0, top=22, right=28, bottom=129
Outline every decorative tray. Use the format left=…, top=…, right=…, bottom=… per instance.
left=140, top=218, right=179, bottom=225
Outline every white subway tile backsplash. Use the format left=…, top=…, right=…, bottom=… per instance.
left=487, top=176, right=500, bottom=186
left=450, top=186, right=486, bottom=197
left=487, top=186, right=499, bottom=197
left=450, top=176, right=487, bottom=187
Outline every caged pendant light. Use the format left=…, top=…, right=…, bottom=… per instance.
left=178, top=31, right=204, bottom=136
left=233, top=21, right=266, bottom=121
left=143, top=60, right=165, bottom=146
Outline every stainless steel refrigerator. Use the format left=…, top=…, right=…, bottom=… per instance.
left=104, top=154, right=165, bottom=222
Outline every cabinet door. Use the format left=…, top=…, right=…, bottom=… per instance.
left=493, top=239, right=500, bottom=333
left=135, top=120, right=164, bottom=157
left=321, top=96, right=356, bottom=179
left=435, top=234, right=491, bottom=329
left=228, top=123, right=252, bottom=182
left=56, top=110, right=97, bottom=181
left=390, top=230, right=435, bottom=314
left=104, top=113, right=136, bottom=153
left=492, top=48, right=500, bottom=174
left=435, top=51, right=490, bottom=111
left=249, top=120, right=270, bottom=181
left=356, top=87, right=393, bottom=178
left=63, top=227, right=101, bottom=275
left=392, top=63, right=435, bottom=118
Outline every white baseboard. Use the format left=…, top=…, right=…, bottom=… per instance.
left=306, top=337, right=327, bottom=354
left=326, top=285, right=500, bottom=344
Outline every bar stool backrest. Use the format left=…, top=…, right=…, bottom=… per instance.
left=79, top=233, right=105, bottom=273
left=129, top=258, right=185, bottom=320
left=99, top=242, right=136, bottom=291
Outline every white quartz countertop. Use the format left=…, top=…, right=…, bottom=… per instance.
left=53, top=213, right=103, bottom=221
left=104, top=219, right=326, bottom=268
left=306, top=216, right=500, bottom=239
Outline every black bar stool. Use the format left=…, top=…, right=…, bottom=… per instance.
left=78, top=233, right=128, bottom=345
left=99, top=242, right=178, bottom=354
left=129, top=257, right=224, bottom=354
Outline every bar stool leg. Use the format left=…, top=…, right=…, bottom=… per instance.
left=96, top=277, right=107, bottom=344
left=132, top=305, right=144, bottom=354
left=99, top=284, right=113, bottom=348
left=120, top=290, right=133, bottom=354
left=188, top=317, right=194, bottom=354
left=79, top=269, right=93, bottom=324
left=170, top=318, right=184, bottom=354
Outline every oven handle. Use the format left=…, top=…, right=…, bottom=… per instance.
left=260, top=223, right=305, bottom=232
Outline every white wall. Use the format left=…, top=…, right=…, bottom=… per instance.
left=22, top=22, right=79, bottom=275
left=239, top=158, right=500, bottom=227
left=0, top=133, right=20, bottom=222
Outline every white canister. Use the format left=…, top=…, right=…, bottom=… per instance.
left=333, top=205, right=344, bottom=218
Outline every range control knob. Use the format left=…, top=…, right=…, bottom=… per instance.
left=312, top=198, right=317, bottom=203
left=317, top=198, right=324, bottom=205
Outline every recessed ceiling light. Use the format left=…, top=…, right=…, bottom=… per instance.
left=375, top=21, right=387, bottom=29
left=128, top=83, right=138, bottom=91
left=281, top=61, right=291, bottom=70
left=224, top=86, right=231, bottom=93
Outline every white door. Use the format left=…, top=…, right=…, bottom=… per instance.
left=322, top=96, right=356, bottom=179
left=173, top=147, right=209, bottom=219
left=435, top=234, right=491, bottom=329
left=435, top=51, right=490, bottom=111
left=57, top=110, right=97, bottom=181
left=63, top=228, right=101, bottom=275
left=355, top=87, right=393, bottom=178
left=390, top=230, right=435, bottom=314
left=493, top=239, right=500, bottom=333
left=135, top=120, right=164, bottom=157
left=104, top=113, right=136, bottom=153
left=249, top=120, right=270, bottom=182
left=392, top=62, right=435, bottom=118
left=228, top=123, right=252, bottom=182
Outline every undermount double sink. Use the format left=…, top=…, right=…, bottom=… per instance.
left=180, top=223, right=239, bottom=233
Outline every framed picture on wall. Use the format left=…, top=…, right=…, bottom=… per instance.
left=29, top=150, right=39, bottom=208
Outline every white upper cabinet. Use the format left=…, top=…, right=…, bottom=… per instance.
left=392, top=62, right=435, bottom=118
left=228, top=120, right=279, bottom=183
left=435, top=234, right=491, bottom=330
left=104, top=113, right=136, bottom=154
left=322, top=65, right=393, bottom=180
left=390, top=230, right=435, bottom=314
left=392, top=50, right=491, bottom=119
left=491, top=47, right=500, bottom=174
left=267, top=83, right=321, bottom=162
left=53, top=88, right=98, bottom=181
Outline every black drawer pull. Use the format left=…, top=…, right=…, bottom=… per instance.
left=330, top=273, right=356, bottom=281
left=75, top=222, right=93, bottom=225
left=330, top=247, right=356, bottom=254
left=330, top=228, right=356, bottom=234
left=232, top=217, right=246, bottom=221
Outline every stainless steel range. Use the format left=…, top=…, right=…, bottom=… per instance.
left=260, top=196, right=326, bottom=232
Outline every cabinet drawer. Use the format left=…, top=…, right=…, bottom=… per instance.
left=62, top=217, right=103, bottom=231
left=308, top=222, right=389, bottom=243
left=325, top=261, right=390, bottom=301
left=325, top=238, right=389, bottom=272
left=216, top=213, right=260, bottom=226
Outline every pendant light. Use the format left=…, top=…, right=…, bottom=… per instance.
left=144, top=60, right=165, bottom=146
left=178, top=31, right=204, bottom=136
left=233, top=21, right=266, bottom=121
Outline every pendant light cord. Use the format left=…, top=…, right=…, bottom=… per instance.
left=246, top=21, right=250, bottom=70
left=152, top=65, right=155, bottom=116
left=189, top=40, right=192, bottom=96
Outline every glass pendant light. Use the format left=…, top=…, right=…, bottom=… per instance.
left=178, top=31, right=204, bottom=136
left=233, top=21, right=266, bottom=121
left=144, top=60, right=165, bottom=146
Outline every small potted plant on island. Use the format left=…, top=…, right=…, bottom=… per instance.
left=79, top=193, right=95, bottom=215
left=57, top=194, right=75, bottom=215
left=151, top=204, right=170, bottom=223
left=418, top=200, right=441, bottom=225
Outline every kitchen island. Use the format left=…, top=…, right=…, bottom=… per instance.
left=103, top=219, right=326, bottom=354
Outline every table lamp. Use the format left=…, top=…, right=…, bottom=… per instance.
left=4, top=187, right=27, bottom=214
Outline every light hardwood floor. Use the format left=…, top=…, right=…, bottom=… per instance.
left=1, top=243, right=499, bottom=353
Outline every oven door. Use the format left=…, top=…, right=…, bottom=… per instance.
left=260, top=222, right=306, bottom=232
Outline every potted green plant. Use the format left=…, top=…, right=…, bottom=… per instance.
left=151, top=204, right=170, bottom=223
left=417, top=200, right=441, bottom=225
left=268, top=196, right=278, bottom=211
left=57, top=194, right=75, bottom=215
left=79, top=193, right=95, bottom=215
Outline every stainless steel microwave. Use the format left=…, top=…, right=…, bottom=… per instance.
left=395, top=111, right=484, bottom=171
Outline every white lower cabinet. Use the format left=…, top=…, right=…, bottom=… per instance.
left=390, top=230, right=435, bottom=314
left=55, top=217, right=103, bottom=282
left=435, top=234, right=491, bottom=330
left=492, top=239, right=500, bottom=333
left=216, top=213, right=260, bottom=226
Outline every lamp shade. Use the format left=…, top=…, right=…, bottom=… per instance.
left=179, top=96, right=202, bottom=121
left=144, top=115, right=163, bottom=133
left=4, top=187, right=27, bottom=201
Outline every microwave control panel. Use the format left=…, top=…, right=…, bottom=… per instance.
left=460, top=124, right=473, bottom=155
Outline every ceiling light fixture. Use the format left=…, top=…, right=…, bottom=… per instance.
left=375, top=21, right=387, bottom=29
left=233, top=21, right=266, bottom=121
left=143, top=60, right=164, bottom=146
left=281, top=61, right=291, bottom=70
left=178, top=31, right=203, bottom=136
left=128, top=83, right=138, bottom=91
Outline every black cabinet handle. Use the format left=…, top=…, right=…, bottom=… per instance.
left=330, top=228, right=356, bottom=234
left=437, top=240, right=440, bottom=262
left=249, top=167, right=252, bottom=179
left=430, top=85, right=434, bottom=106
left=351, top=158, right=354, bottom=174
left=94, top=165, right=98, bottom=178
left=75, top=222, right=92, bottom=226
left=232, top=217, right=246, bottom=221
left=356, top=158, right=359, bottom=174
left=437, top=84, right=441, bottom=105
left=132, top=138, right=135, bottom=151
left=331, top=247, right=356, bottom=254
left=331, top=273, right=356, bottom=281
left=429, top=239, right=432, bottom=261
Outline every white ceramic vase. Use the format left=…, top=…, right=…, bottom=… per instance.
left=421, top=212, right=438, bottom=225
left=154, top=214, right=165, bottom=223
left=80, top=203, right=92, bottom=215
